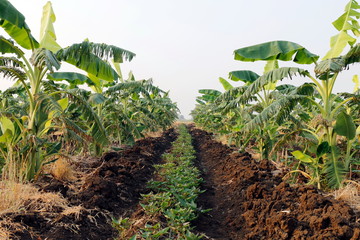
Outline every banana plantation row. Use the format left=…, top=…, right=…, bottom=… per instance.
left=0, top=0, right=360, bottom=239
left=191, top=0, right=360, bottom=189
left=0, top=1, right=178, bottom=181
left=1, top=0, right=360, bottom=193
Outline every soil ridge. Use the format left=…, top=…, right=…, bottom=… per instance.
left=190, top=127, right=360, bottom=240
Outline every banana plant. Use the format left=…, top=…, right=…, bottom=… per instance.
left=191, top=89, right=225, bottom=133
left=103, top=77, right=178, bottom=145
left=0, top=0, right=135, bottom=180
left=227, top=66, right=284, bottom=158
left=49, top=58, right=178, bottom=152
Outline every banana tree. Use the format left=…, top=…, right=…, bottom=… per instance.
left=230, top=0, right=360, bottom=188
left=0, top=0, right=135, bottom=180
left=226, top=67, right=283, bottom=158
left=103, top=78, right=178, bottom=145
left=191, top=89, right=225, bottom=133
left=48, top=56, right=178, bottom=152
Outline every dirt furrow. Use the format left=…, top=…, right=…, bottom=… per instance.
left=6, top=129, right=177, bottom=240
left=190, top=127, right=360, bottom=240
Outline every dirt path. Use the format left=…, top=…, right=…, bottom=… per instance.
left=190, top=127, right=360, bottom=240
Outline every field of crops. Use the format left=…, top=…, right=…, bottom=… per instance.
left=0, top=0, right=360, bottom=239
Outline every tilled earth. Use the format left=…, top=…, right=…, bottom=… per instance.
left=4, top=128, right=177, bottom=240
left=3, top=126, right=360, bottom=239
left=190, top=127, right=360, bottom=240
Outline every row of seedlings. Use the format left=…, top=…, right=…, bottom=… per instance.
left=113, top=124, right=206, bottom=239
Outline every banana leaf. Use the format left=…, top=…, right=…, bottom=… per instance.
left=323, top=0, right=360, bottom=59
left=229, top=70, right=260, bottom=83
left=0, top=0, right=39, bottom=49
left=234, top=40, right=319, bottom=64
left=47, top=72, right=95, bottom=86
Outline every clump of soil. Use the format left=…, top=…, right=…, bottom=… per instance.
left=1, top=128, right=177, bottom=240
left=190, top=127, right=360, bottom=240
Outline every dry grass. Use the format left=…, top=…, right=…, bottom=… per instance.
left=0, top=179, right=81, bottom=239
left=0, top=218, right=27, bottom=240
left=143, top=130, right=163, bottom=138
left=0, top=181, right=39, bottom=215
left=173, top=121, right=192, bottom=126
left=216, top=134, right=230, bottom=146
left=0, top=218, right=13, bottom=240
left=61, top=205, right=85, bottom=221
left=25, top=191, right=69, bottom=213
left=1, top=157, right=29, bottom=183
left=0, top=179, right=70, bottom=215
left=49, top=157, right=76, bottom=182
left=0, top=180, right=69, bottom=240
left=333, top=182, right=360, bottom=213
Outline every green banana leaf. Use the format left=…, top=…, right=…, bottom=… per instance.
left=344, top=43, right=360, bottom=67
left=234, top=40, right=319, bottom=64
left=30, top=48, right=61, bottom=73
left=239, top=67, right=309, bottom=103
left=323, top=0, right=360, bottom=59
left=198, top=89, right=222, bottom=96
left=242, top=94, right=306, bottom=132
left=0, top=0, right=39, bottom=49
left=47, top=72, right=94, bottom=86
left=334, top=111, right=356, bottom=140
left=56, top=51, right=119, bottom=81
left=264, top=59, right=279, bottom=73
left=198, top=89, right=221, bottom=103
left=275, top=84, right=297, bottom=94
left=316, top=141, right=331, bottom=158
left=314, top=57, right=345, bottom=79
left=0, top=36, right=24, bottom=56
left=88, top=93, right=106, bottom=105
left=56, top=41, right=135, bottom=81
left=292, top=150, right=314, bottom=163
left=0, top=116, right=14, bottom=134
left=219, top=77, right=233, bottom=91
left=0, top=56, right=26, bottom=80
left=229, top=70, right=260, bottom=83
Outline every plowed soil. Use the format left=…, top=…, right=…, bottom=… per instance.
left=190, top=127, right=360, bottom=240
left=3, top=126, right=360, bottom=240
left=3, top=128, right=177, bottom=240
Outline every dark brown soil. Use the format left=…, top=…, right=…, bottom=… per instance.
left=72, top=130, right=176, bottom=217
left=4, top=128, right=177, bottom=240
left=189, top=127, right=360, bottom=240
left=4, top=126, right=360, bottom=240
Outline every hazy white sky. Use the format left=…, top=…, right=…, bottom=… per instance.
left=1, top=0, right=358, bottom=117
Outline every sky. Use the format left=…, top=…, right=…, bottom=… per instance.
left=1, top=0, right=359, bottom=118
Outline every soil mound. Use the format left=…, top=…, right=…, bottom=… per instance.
left=3, top=128, right=176, bottom=240
left=190, top=127, right=360, bottom=240
left=74, top=129, right=177, bottom=217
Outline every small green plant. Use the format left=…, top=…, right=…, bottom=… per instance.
left=139, top=223, right=169, bottom=239
left=115, top=124, right=205, bottom=239
left=112, top=217, right=132, bottom=239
